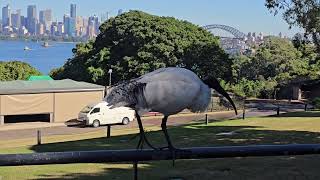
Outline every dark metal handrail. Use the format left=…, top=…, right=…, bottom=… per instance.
left=1, top=144, right=320, bottom=166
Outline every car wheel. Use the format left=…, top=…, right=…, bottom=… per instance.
left=92, top=120, right=100, bottom=128
left=122, top=117, right=130, bottom=125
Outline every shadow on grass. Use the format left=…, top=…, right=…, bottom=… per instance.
left=28, top=120, right=320, bottom=180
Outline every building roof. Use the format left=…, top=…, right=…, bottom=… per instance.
left=28, top=75, right=53, bottom=81
left=0, top=79, right=105, bottom=95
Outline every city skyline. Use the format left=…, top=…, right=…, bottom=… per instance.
left=1, top=3, right=104, bottom=39
left=0, top=0, right=302, bottom=37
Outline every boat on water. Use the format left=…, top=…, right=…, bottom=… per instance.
left=42, top=41, right=49, bottom=47
left=24, top=46, right=31, bottom=51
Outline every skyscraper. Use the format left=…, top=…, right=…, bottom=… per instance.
left=57, top=22, right=64, bottom=35
left=39, top=10, right=46, bottom=24
left=50, top=21, right=58, bottom=35
left=68, top=4, right=76, bottom=36
left=64, top=14, right=75, bottom=36
left=27, top=5, right=37, bottom=20
left=89, top=15, right=99, bottom=35
left=70, top=4, right=76, bottom=18
left=27, top=5, right=37, bottom=34
left=37, top=23, right=45, bottom=35
left=68, top=17, right=76, bottom=36
left=63, top=14, right=70, bottom=35
left=2, top=4, right=11, bottom=27
left=87, top=18, right=96, bottom=39
left=20, top=16, right=26, bottom=28
left=117, top=9, right=123, bottom=16
left=76, top=16, right=83, bottom=36
left=39, top=9, right=52, bottom=31
left=11, top=9, right=21, bottom=28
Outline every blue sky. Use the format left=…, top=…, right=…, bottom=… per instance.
left=1, top=0, right=302, bottom=37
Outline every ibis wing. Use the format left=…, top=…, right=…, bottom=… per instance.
left=143, top=80, right=201, bottom=115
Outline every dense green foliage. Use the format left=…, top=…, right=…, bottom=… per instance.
left=0, top=61, right=42, bottom=81
left=223, top=36, right=319, bottom=98
left=50, top=10, right=232, bottom=84
left=265, top=0, right=320, bottom=54
left=312, top=97, right=320, bottom=109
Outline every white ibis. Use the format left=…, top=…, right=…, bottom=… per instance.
left=105, top=67, right=237, bottom=150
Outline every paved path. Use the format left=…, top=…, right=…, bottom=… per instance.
left=0, top=109, right=290, bottom=141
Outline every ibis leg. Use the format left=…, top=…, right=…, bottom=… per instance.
left=135, top=111, right=157, bottom=150
left=161, top=116, right=175, bottom=149
left=161, top=115, right=177, bottom=166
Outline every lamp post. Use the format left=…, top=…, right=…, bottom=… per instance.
left=108, top=69, right=112, bottom=87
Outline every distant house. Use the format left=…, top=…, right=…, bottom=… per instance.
left=278, top=79, right=320, bottom=100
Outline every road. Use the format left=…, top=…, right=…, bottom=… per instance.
left=0, top=109, right=285, bottom=141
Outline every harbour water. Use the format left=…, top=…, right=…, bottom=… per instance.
left=0, top=40, right=77, bottom=74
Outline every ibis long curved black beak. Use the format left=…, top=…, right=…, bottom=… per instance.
left=203, top=77, right=238, bottom=115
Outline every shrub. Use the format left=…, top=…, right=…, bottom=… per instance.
left=312, top=97, right=320, bottom=109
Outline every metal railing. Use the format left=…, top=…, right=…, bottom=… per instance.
left=2, top=144, right=320, bottom=179
left=1, top=144, right=320, bottom=166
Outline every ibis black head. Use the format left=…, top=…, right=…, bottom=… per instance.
left=203, top=77, right=238, bottom=115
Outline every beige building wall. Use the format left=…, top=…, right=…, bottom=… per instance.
left=53, top=91, right=104, bottom=122
left=0, top=93, right=54, bottom=115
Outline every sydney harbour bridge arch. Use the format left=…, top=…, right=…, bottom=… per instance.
left=202, top=24, right=246, bottom=39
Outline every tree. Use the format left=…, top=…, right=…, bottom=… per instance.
left=291, top=33, right=320, bottom=79
left=231, top=55, right=256, bottom=83
left=52, top=10, right=232, bottom=85
left=0, top=61, right=42, bottom=81
left=227, top=36, right=313, bottom=98
left=254, top=36, right=309, bottom=84
left=265, top=0, right=320, bottom=54
left=292, top=33, right=311, bottom=50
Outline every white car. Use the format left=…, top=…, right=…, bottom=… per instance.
left=78, top=101, right=135, bottom=128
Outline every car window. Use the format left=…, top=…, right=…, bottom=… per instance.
left=90, top=108, right=100, bottom=114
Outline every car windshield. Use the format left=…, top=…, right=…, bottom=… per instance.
left=80, top=105, right=93, bottom=113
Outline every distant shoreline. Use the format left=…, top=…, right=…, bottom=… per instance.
left=0, top=35, right=88, bottom=43
left=0, top=39, right=78, bottom=44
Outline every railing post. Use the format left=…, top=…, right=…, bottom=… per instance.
left=37, top=130, right=41, bottom=145
left=242, top=105, right=245, bottom=120
left=277, top=106, right=280, bottom=116
left=133, top=161, right=138, bottom=180
left=205, top=114, right=208, bottom=125
left=107, top=125, right=111, bottom=138
left=305, top=104, right=307, bottom=111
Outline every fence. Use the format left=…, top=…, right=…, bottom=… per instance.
left=1, top=144, right=320, bottom=179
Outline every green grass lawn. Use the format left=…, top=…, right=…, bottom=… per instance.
left=1, top=111, right=320, bottom=180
